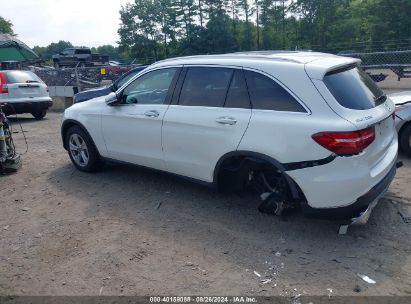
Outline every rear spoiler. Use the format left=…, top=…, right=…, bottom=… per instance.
left=305, top=57, right=361, bottom=80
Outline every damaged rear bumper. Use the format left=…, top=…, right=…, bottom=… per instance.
left=301, top=162, right=397, bottom=222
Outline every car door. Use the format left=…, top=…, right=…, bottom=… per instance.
left=162, top=67, right=252, bottom=182
left=101, top=67, right=180, bottom=170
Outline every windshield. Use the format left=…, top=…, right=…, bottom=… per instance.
left=324, top=66, right=385, bottom=110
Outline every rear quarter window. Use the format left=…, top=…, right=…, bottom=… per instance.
left=5, top=71, right=40, bottom=83
left=244, top=70, right=306, bottom=112
left=323, top=66, right=385, bottom=110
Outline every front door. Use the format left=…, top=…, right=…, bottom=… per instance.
left=101, top=67, right=180, bottom=170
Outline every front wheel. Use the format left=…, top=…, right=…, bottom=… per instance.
left=32, top=110, right=47, bottom=120
left=399, top=124, right=411, bottom=156
left=66, top=126, right=102, bottom=172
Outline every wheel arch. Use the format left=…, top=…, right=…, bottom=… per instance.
left=213, top=150, right=303, bottom=200
left=61, top=119, right=99, bottom=155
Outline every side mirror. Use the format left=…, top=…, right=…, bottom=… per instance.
left=105, top=92, right=118, bottom=105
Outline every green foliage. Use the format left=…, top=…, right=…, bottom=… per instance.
left=32, top=41, right=73, bottom=59
left=8, top=1, right=411, bottom=63
left=0, top=16, right=15, bottom=35
left=117, top=0, right=411, bottom=62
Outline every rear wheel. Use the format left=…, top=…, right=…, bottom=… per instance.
left=66, top=126, right=103, bottom=172
left=32, top=110, right=47, bottom=120
left=399, top=124, right=411, bottom=156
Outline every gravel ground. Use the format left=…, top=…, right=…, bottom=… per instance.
left=0, top=112, right=410, bottom=297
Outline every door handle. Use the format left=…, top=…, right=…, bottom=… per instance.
left=216, top=116, right=237, bottom=125
left=144, top=110, right=160, bottom=118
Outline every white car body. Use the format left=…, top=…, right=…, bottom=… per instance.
left=390, top=90, right=411, bottom=131
left=390, top=90, right=411, bottom=156
left=62, top=51, right=398, bottom=222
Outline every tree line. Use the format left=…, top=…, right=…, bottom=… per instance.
left=117, top=0, right=411, bottom=62
left=3, top=0, right=411, bottom=64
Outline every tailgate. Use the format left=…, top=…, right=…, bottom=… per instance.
left=8, top=83, right=46, bottom=99
left=5, top=71, right=48, bottom=100
left=307, top=63, right=396, bottom=168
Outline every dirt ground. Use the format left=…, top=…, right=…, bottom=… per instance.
left=0, top=112, right=410, bottom=297
left=371, top=69, right=411, bottom=94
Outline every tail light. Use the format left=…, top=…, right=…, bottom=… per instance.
left=312, top=127, right=375, bottom=156
left=0, top=72, right=8, bottom=94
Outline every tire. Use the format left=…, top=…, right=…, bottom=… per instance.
left=66, top=125, right=103, bottom=172
left=399, top=123, right=411, bottom=156
left=32, top=110, right=47, bottom=120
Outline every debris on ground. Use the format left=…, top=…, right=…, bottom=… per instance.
left=253, top=271, right=261, bottom=278
left=357, top=274, right=376, bottom=284
left=353, top=285, right=361, bottom=293
left=397, top=211, right=411, bottom=224
left=339, top=225, right=349, bottom=235
left=260, top=278, right=272, bottom=285
left=20, top=207, right=30, bottom=211
left=326, top=288, right=333, bottom=297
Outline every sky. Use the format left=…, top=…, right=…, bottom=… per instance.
left=1, top=0, right=131, bottom=48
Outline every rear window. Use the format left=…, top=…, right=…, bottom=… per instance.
left=5, top=71, right=41, bottom=84
left=323, top=66, right=385, bottom=110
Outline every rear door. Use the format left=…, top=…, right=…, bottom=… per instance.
left=5, top=71, right=48, bottom=101
left=309, top=65, right=396, bottom=170
left=162, top=67, right=252, bottom=182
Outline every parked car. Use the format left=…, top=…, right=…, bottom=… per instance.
left=61, top=52, right=398, bottom=224
left=52, top=48, right=109, bottom=68
left=390, top=91, right=411, bottom=156
left=0, top=70, right=52, bottom=119
left=73, top=65, right=148, bottom=104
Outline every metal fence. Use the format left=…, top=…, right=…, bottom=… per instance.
left=34, top=65, right=141, bottom=95
left=338, top=50, right=411, bottom=82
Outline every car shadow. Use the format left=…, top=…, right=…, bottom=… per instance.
left=7, top=115, right=48, bottom=125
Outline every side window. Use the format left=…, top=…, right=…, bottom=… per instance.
left=245, top=70, right=306, bottom=112
left=224, top=70, right=250, bottom=109
left=121, top=68, right=178, bottom=105
left=116, top=69, right=142, bottom=88
left=179, top=67, right=233, bottom=107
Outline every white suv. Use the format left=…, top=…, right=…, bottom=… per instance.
left=61, top=52, right=398, bottom=224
